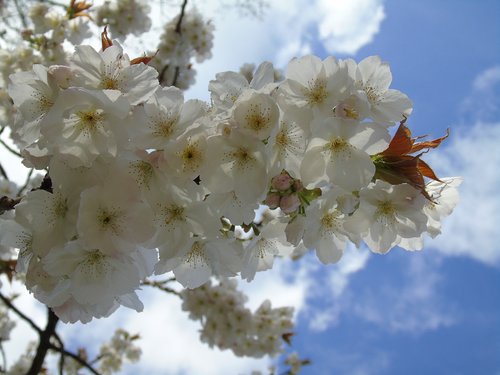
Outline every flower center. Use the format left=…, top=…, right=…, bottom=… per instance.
left=76, top=109, right=104, bottom=134
left=304, top=79, right=328, bottom=105
left=180, top=142, right=203, bottom=172
left=375, top=200, right=397, bottom=224
left=186, top=241, right=207, bottom=268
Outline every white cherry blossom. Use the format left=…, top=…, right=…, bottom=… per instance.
left=300, top=117, right=390, bottom=191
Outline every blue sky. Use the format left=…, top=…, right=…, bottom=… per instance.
left=281, top=1, right=500, bottom=374
left=2, top=1, right=499, bottom=374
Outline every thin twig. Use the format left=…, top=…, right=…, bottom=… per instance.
left=52, top=331, right=65, bottom=375
left=0, top=138, right=22, bottom=158
left=17, top=168, right=34, bottom=196
left=0, top=163, right=8, bottom=180
left=159, top=0, right=188, bottom=86
left=159, top=64, right=170, bottom=85
left=48, top=344, right=102, bottom=375
left=171, top=66, right=181, bottom=87
left=0, top=343, right=6, bottom=373
left=12, top=0, right=28, bottom=29
left=0, top=292, right=43, bottom=335
left=175, top=0, right=189, bottom=33
left=142, top=279, right=181, bottom=296
left=39, top=0, right=67, bottom=8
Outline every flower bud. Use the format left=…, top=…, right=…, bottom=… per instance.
left=264, top=192, right=281, bottom=209
left=271, top=172, right=294, bottom=191
left=292, top=179, right=304, bottom=192
left=280, top=194, right=300, bottom=214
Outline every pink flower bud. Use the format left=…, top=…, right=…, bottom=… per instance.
left=292, top=179, right=304, bottom=192
left=280, top=194, right=300, bottom=214
left=271, top=172, right=294, bottom=191
left=264, top=192, right=281, bottom=209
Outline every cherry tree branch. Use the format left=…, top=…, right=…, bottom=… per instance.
left=0, top=138, right=22, bottom=158
left=12, top=0, right=28, bottom=29
left=0, top=292, right=43, bottom=335
left=48, top=344, right=102, bottom=375
left=27, top=308, right=59, bottom=375
left=0, top=196, right=22, bottom=215
left=0, top=292, right=103, bottom=374
left=175, top=0, right=189, bottom=33
left=159, top=0, right=188, bottom=86
left=158, top=64, right=170, bottom=85
left=17, top=167, right=34, bottom=196
left=0, top=343, right=7, bottom=373
left=142, top=277, right=181, bottom=296
left=0, top=163, right=8, bottom=180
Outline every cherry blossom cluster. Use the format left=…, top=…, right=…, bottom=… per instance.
left=181, top=279, right=294, bottom=357
left=96, top=329, right=142, bottom=374
left=0, top=1, right=95, bottom=129
left=154, top=7, right=214, bottom=88
left=95, top=0, right=152, bottom=38
left=24, top=1, right=92, bottom=64
left=1, top=36, right=461, bottom=325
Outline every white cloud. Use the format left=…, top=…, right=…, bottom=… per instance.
left=424, top=122, right=500, bottom=266
left=473, top=65, right=500, bottom=91
left=186, top=0, right=386, bottom=101
left=461, top=65, right=500, bottom=122
left=322, top=349, right=391, bottom=375
left=308, top=246, right=371, bottom=331
left=317, top=0, right=386, bottom=55
left=306, top=249, right=458, bottom=334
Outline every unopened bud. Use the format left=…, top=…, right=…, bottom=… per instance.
left=264, top=192, right=281, bottom=209
left=280, top=194, right=300, bottom=214
left=292, top=179, right=304, bottom=192
left=271, top=171, right=294, bottom=191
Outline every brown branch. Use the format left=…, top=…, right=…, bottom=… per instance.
left=48, top=344, right=102, bottom=375
left=12, top=0, right=28, bottom=29
left=0, top=293, right=93, bottom=374
left=0, top=343, right=7, bottom=373
left=0, top=138, right=22, bottom=158
left=26, top=308, right=59, bottom=375
left=0, top=196, right=21, bottom=215
left=39, top=0, right=68, bottom=9
left=171, top=66, right=181, bottom=87
left=0, top=292, right=43, bottom=335
left=175, top=0, right=189, bottom=33
left=159, top=64, right=170, bottom=85
left=159, top=0, right=188, bottom=86
left=142, top=278, right=181, bottom=296
left=0, top=163, right=7, bottom=180
left=16, top=168, right=34, bottom=197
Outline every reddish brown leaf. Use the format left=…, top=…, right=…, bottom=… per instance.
left=131, top=50, right=158, bottom=65
left=282, top=332, right=294, bottom=345
left=417, top=159, right=441, bottom=182
left=101, top=26, right=113, bottom=51
left=380, top=122, right=413, bottom=157
left=410, top=128, right=450, bottom=153
left=68, top=0, right=92, bottom=19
